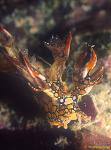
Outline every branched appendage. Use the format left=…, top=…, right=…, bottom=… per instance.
left=0, top=27, right=104, bottom=129
left=71, top=45, right=104, bottom=98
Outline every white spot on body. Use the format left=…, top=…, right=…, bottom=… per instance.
left=60, top=99, right=64, bottom=103
left=38, top=74, right=46, bottom=81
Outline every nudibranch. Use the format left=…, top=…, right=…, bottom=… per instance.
left=0, top=27, right=104, bottom=129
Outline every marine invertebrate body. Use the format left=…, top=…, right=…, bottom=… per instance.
left=0, top=27, right=104, bottom=129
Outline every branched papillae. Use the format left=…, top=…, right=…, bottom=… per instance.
left=0, top=27, right=104, bottom=129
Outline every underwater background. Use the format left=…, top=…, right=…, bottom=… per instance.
left=0, top=0, right=111, bottom=150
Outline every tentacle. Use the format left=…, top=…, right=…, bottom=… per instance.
left=71, top=64, right=104, bottom=97
left=19, top=50, right=48, bottom=90
left=72, top=45, right=104, bottom=97
left=89, top=65, right=104, bottom=83
left=3, top=50, right=47, bottom=91
left=0, top=27, right=48, bottom=91
left=44, top=32, right=72, bottom=81
left=0, top=26, right=18, bottom=59
left=73, top=45, right=97, bottom=82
